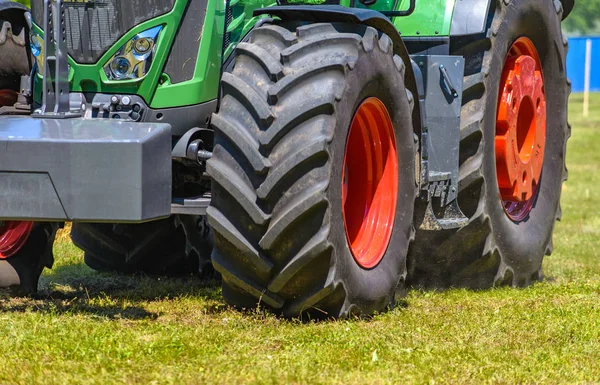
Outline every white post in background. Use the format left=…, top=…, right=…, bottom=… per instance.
left=584, top=38, right=592, bottom=118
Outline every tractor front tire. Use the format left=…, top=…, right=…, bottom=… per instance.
left=407, top=0, right=570, bottom=288
left=208, top=22, right=417, bottom=318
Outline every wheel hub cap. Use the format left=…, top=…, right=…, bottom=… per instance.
left=496, top=37, right=546, bottom=221
left=342, top=97, right=398, bottom=269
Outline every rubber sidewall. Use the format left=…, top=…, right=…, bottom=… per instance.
left=328, top=45, right=415, bottom=312
left=479, top=0, right=567, bottom=280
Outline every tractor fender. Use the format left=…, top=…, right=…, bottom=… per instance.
left=0, top=1, right=29, bottom=13
left=0, top=1, right=31, bottom=32
left=450, top=0, right=572, bottom=36
left=560, top=0, right=574, bottom=20
left=253, top=5, right=422, bottom=136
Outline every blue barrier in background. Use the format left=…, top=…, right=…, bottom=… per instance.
left=567, top=37, right=600, bottom=92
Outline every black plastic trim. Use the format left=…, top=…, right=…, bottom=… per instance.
left=0, top=1, right=29, bottom=13
left=404, top=37, right=449, bottom=56
left=145, top=99, right=217, bottom=137
left=561, top=0, right=574, bottom=20
left=380, top=0, right=415, bottom=17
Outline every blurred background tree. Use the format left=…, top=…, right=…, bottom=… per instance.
left=563, top=0, right=600, bottom=35
left=14, top=0, right=30, bottom=7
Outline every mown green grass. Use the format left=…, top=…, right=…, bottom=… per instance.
left=1, top=95, right=599, bottom=384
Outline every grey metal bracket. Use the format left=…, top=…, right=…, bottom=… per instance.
left=412, top=55, right=468, bottom=230
left=34, top=0, right=80, bottom=119
left=171, top=194, right=211, bottom=216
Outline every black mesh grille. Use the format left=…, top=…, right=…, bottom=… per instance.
left=31, top=0, right=176, bottom=64
left=163, top=0, right=207, bottom=84
left=223, top=0, right=232, bottom=51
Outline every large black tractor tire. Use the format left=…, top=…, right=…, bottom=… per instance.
left=208, top=22, right=417, bottom=318
left=407, top=0, right=570, bottom=288
left=71, top=216, right=213, bottom=276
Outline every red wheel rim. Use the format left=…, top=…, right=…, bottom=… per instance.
left=0, top=221, right=33, bottom=259
left=0, top=89, right=18, bottom=107
left=495, top=37, right=546, bottom=222
left=342, top=97, right=398, bottom=269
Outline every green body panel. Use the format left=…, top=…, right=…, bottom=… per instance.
left=151, top=0, right=224, bottom=108
left=392, top=0, right=455, bottom=36
left=34, top=1, right=189, bottom=107
left=33, top=0, right=456, bottom=110
left=153, top=0, right=274, bottom=108
left=33, top=0, right=273, bottom=109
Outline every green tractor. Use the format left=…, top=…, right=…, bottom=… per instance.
left=0, top=0, right=573, bottom=317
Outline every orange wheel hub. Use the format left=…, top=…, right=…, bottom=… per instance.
left=342, top=97, right=398, bottom=269
left=496, top=37, right=546, bottom=221
left=0, top=221, right=33, bottom=259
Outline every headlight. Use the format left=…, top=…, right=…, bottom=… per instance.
left=30, top=32, right=44, bottom=73
left=104, top=26, right=162, bottom=81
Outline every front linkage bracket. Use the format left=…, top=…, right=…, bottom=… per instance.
left=34, top=0, right=80, bottom=118
left=412, top=55, right=468, bottom=230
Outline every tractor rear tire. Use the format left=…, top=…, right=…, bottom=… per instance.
left=208, top=22, right=417, bottom=318
left=71, top=216, right=212, bottom=276
left=407, top=0, right=570, bottom=288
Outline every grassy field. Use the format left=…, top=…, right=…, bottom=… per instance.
left=0, top=94, right=599, bottom=384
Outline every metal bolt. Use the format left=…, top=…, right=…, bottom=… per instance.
left=197, top=150, right=213, bottom=161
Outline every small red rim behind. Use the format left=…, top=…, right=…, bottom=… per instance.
left=0, top=221, right=33, bottom=259
left=495, top=37, right=546, bottom=222
left=0, top=89, right=18, bottom=107
left=0, top=93, right=34, bottom=258
left=342, top=97, right=398, bottom=269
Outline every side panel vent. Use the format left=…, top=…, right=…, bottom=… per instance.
left=163, top=0, right=208, bottom=84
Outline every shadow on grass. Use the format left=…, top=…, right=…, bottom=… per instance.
left=0, top=259, right=415, bottom=323
left=0, top=261, right=224, bottom=320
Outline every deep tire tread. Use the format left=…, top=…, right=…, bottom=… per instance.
left=408, top=0, right=570, bottom=289
left=210, top=23, right=415, bottom=318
